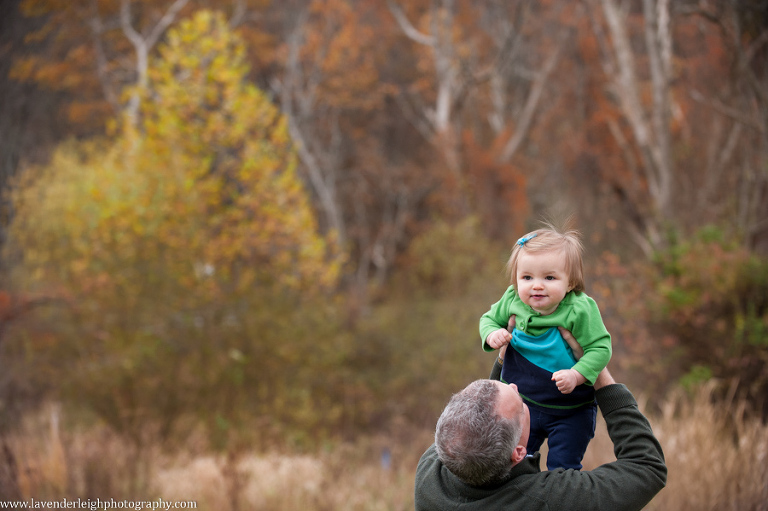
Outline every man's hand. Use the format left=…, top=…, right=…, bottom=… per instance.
left=552, top=368, right=586, bottom=394
left=486, top=328, right=512, bottom=350
left=495, top=316, right=517, bottom=359
left=558, top=326, right=583, bottom=360
left=507, top=315, right=516, bottom=333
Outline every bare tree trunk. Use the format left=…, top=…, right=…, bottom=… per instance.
left=497, top=45, right=561, bottom=163
left=119, top=0, right=190, bottom=125
left=0, top=435, right=22, bottom=500
left=388, top=0, right=466, bottom=211
left=594, top=0, right=675, bottom=253
left=681, top=2, right=768, bottom=251
left=643, top=0, right=673, bottom=217
left=273, top=7, right=347, bottom=248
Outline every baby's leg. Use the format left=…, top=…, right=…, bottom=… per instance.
left=525, top=406, right=549, bottom=455
left=544, top=404, right=597, bottom=470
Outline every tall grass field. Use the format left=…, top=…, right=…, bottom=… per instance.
left=4, top=384, right=767, bottom=510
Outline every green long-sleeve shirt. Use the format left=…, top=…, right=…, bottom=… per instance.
left=414, top=384, right=668, bottom=511
left=480, top=286, right=611, bottom=385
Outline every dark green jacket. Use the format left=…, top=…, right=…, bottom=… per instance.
left=414, top=384, right=667, bottom=511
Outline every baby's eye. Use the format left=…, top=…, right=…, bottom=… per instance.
left=521, top=275, right=532, bottom=280
left=545, top=276, right=556, bottom=280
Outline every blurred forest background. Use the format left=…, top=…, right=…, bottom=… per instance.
left=0, top=0, right=767, bottom=509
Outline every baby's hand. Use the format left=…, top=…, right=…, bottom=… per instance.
left=486, top=328, right=512, bottom=350
left=552, top=369, right=587, bottom=394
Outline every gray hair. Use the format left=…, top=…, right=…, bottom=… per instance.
left=435, top=380, right=523, bottom=487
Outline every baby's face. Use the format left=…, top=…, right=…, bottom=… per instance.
left=515, top=249, right=573, bottom=315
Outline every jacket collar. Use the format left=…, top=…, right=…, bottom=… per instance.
left=444, top=452, right=541, bottom=495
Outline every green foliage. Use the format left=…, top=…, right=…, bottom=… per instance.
left=4, top=10, right=345, bottom=451
left=352, top=293, right=496, bottom=428
left=403, top=215, right=508, bottom=297
left=347, top=218, right=509, bottom=426
left=650, top=226, right=768, bottom=405
left=679, top=364, right=713, bottom=392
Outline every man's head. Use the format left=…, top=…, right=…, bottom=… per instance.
left=435, top=380, right=530, bottom=487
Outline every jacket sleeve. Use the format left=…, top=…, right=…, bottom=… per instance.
left=479, top=286, right=515, bottom=351
left=541, top=384, right=667, bottom=511
left=568, top=295, right=612, bottom=385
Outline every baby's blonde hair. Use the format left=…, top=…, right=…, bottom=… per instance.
left=506, top=225, right=585, bottom=293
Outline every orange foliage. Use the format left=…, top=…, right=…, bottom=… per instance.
left=13, top=0, right=275, bottom=134
left=462, top=131, right=528, bottom=239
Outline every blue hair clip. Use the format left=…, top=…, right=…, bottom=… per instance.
left=517, top=233, right=538, bottom=246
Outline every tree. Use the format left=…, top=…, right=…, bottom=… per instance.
left=5, top=9, right=341, bottom=465
left=678, top=0, right=768, bottom=253
left=11, top=0, right=274, bottom=133
left=586, top=0, right=674, bottom=255
left=269, top=0, right=432, bottom=307
left=387, top=0, right=562, bottom=213
left=583, top=0, right=768, bottom=256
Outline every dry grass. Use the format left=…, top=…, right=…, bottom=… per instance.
left=4, top=386, right=768, bottom=510
left=643, top=383, right=768, bottom=511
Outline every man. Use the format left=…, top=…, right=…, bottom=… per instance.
left=414, top=367, right=667, bottom=511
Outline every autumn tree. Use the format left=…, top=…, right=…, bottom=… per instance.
left=3, top=0, right=277, bottom=265
left=5, top=9, right=343, bottom=463
left=11, top=0, right=274, bottom=133
left=387, top=0, right=561, bottom=222
left=678, top=0, right=768, bottom=253
left=266, top=0, right=436, bottom=307
left=554, top=0, right=768, bottom=403
left=579, top=0, right=768, bottom=256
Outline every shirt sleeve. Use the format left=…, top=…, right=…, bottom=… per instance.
left=479, top=286, right=516, bottom=351
left=568, top=295, right=612, bottom=385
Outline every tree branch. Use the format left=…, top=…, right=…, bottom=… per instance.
left=387, top=0, right=435, bottom=46
left=146, top=0, right=190, bottom=49
left=498, top=42, right=561, bottom=162
left=88, top=0, right=120, bottom=114
left=689, top=89, right=765, bottom=133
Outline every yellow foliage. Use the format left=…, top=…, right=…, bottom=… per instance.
left=10, top=10, right=339, bottom=299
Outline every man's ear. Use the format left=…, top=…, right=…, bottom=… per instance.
left=511, top=445, right=527, bottom=465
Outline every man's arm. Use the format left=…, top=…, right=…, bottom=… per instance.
left=535, top=368, right=666, bottom=511
left=489, top=318, right=514, bottom=379
left=596, top=382, right=666, bottom=500
left=575, top=373, right=666, bottom=511
left=593, top=367, right=615, bottom=389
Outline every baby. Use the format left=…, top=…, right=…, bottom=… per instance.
left=480, top=225, right=611, bottom=470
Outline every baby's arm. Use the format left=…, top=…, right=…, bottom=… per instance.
left=559, top=297, right=612, bottom=388
left=480, top=286, right=518, bottom=351
left=552, top=326, right=586, bottom=394
left=486, top=328, right=512, bottom=349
